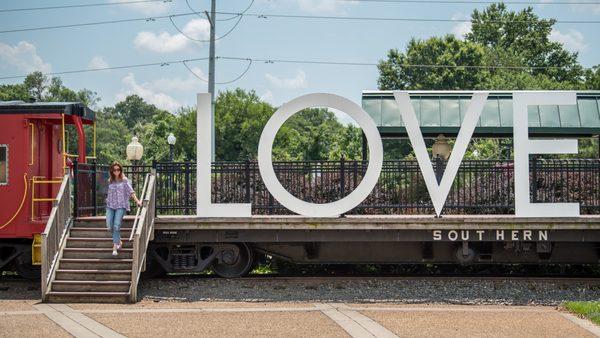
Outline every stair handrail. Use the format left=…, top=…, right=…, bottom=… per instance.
left=129, top=170, right=156, bottom=302
left=129, top=173, right=150, bottom=242
left=41, top=174, right=71, bottom=301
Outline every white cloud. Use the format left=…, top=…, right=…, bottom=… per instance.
left=265, top=70, right=307, bottom=89
left=451, top=13, right=471, bottom=40
left=116, top=73, right=182, bottom=111
left=148, top=67, right=207, bottom=92
left=291, top=0, right=357, bottom=13
left=0, top=41, right=51, bottom=74
left=569, top=2, right=600, bottom=15
left=549, top=29, right=587, bottom=52
left=134, top=19, right=210, bottom=53
left=115, top=69, right=207, bottom=111
left=109, top=0, right=171, bottom=15
left=260, top=90, right=275, bottom=103
left=87, top=55, right=109, bottom=70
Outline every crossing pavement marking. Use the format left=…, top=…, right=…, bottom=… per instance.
left=314, top=303, right=376, bottom=338
left=559, top=312, right=600, bottom=337
left=80, top=307, right=319, bottom=314
left=315, top=303, right=399, bottom=338
left=346, top=306, right=555, bottom=313
left=50, top=304, right=126, bottom=338
left=34, top=304, right=101, bottom=338
left=0, top=310, right=41, bottom=315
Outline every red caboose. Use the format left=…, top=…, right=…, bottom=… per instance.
left=0, top=102, right=95, bottom=278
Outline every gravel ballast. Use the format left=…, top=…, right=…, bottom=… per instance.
left=137, top=277, right=600, bottom=306
left=2, top=275, right=600, bottom=306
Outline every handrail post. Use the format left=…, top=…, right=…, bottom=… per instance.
left=73, top=158, right=78, bottom=219
left=91, top=160, right=97, bottom=216
left=41, top=175, right=70, bottom=302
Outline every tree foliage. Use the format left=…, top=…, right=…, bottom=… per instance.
left=378, top=4, right=589, bottom=91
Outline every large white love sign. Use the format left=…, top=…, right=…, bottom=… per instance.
left=196, top=91, right=581, bottom=218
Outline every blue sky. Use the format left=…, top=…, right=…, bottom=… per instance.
left=0, top=0, right=598, bottom=117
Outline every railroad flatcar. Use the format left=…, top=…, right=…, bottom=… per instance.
left=0, top=102, right=95, bottom=278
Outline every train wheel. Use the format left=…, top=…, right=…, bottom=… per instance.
left=141, top=256, right=167, bottom=279
left=212, top=243, right=254, bottom=278
left=15, top=252, right=40, bottom=279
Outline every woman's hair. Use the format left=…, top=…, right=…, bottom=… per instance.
left=108, top=162, right=125, bottom=182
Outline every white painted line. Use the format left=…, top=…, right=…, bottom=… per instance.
left=0, top=310, right=41, bottom=315
left=34, top=304, right=100, bottom=338
left=315, top=303, right=375, bottom=338
left=51, top=304, right=126, bottom=338
left=349, top=306, right=555, bottom=313
left=559, top=311, right=600, bottom=337
left=81, top=307, right=319, bottom=314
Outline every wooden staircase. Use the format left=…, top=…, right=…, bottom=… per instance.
left=46, top=219, right=135, bottom=303
left=41, top=173, right=156, bottom=303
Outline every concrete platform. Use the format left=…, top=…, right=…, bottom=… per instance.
left=1, top=301, right=598, bottom=337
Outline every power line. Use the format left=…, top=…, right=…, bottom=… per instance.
left=0, top=57, right=208, bottom=80
left=222, top=11, right=600, bottom=24
left=326, top=0, right=600, bottom=4
left=4, top=8, right=600, bottom=34
left=0, top=0, right=175, bottom=13
left=169, top=12, right=244, bottom=42
left=183, top=58, right=253, bottom=84
left=219, top=56, right=577, bottom=70
left=185, top=0, right=254, bottom=21
left=5, top=55, right=586, bottom=82
left=0, top=12, right=199, bottom=34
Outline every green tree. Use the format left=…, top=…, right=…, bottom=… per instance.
left=172, top=106, right=197, bottom=161
left=215, top=89, right=274, bottom=161
left=377, top=35, right=489, bottom=90
left=467, top=3, right=583, bottom=84
left=0, top=83, right=30, bottom=101
left=108, top=95, right=164, bottom=129
left=23, top=71, right=47, bottom=101
left=585, top=66, right=600, bottom=90
left=95, top=109, right=132, bottom=164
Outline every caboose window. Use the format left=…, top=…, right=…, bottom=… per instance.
left=0, top=145, right=6, bottom=185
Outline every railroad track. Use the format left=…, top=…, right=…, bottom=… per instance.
left=151, top=273, right=600, bottom=284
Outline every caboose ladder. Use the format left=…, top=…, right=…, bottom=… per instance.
left=41, top=173, right=156, bottom=303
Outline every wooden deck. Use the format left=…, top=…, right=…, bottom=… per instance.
left=144, top=215, right=600, bottom=230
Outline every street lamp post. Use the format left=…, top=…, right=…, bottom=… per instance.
left=167, top=133, right=176, bottom=162
left=432, top=134, right=451, bottom=184
left=126, top=136, right=144, bottom=196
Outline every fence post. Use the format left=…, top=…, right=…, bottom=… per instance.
left=91, top=159, right=97, bottom=216
left=73, top=158, right=78, bottom=218
left=340, top=156, right=346, bottom=198
left=245, top=159, right=251, bottom=203
left=185, top=161, right=190, bottom=214
left=531, top=156, right=538, bottom=202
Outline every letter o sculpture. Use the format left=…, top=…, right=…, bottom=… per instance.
left=257, top=93, right=383, bottom=217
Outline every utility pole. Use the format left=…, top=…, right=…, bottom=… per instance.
left=206, top=0, right=216, bottom=161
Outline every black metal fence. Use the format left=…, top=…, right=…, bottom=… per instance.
left=73, top=158, right=600, bottom=217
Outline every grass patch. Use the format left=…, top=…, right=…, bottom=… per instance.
left=563, top=302, right=600, bottom=325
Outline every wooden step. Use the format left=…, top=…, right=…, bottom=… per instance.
left=62, top=247, right=133, bottom=259
left=52, top=280, right=131, bottom=293
left=55, top=269, right=132, bottom=281
left=66, top=238, right=133, bottom=249
left=46, top=291, right=130, bottom=303
left=59, top=258, right=133, bottom=270
left=70, top=227, right=132, bottom=238
left=74, top=220, right=135, bottom=228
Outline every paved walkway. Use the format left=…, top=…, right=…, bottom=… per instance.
left=1, top=300, right=598, bottom=337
